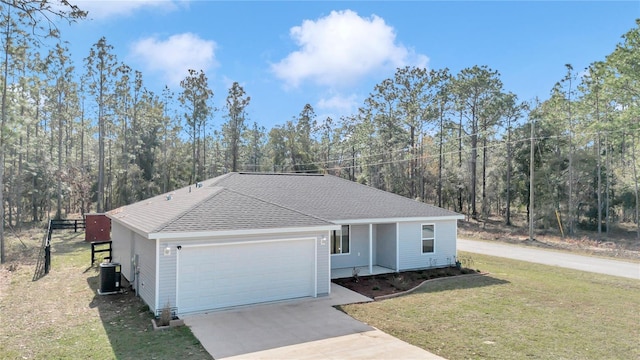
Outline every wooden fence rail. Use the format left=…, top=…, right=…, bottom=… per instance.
left=50, top=219, right=86, bottom=232
left=33, top=218, right=88, bottom=281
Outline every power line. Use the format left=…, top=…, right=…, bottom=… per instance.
left=238, top=125, right=638, bottom=172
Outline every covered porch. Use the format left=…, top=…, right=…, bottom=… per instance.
left=330, top=222, right=399, bottom=278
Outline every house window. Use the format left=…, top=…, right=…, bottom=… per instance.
left=331, top=225, right=350, bottom=254
left=422, top=224, right=435, bottom=253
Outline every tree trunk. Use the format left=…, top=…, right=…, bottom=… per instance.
left=202, top=124, right=206, bottom=177
left=107, top=139, right=112, bottom=210
left=0, top=147, right=4, bottom=264
left=529, top=120, right=535, bottom=241
left=567, top=83, right=575, bottom=236
left=457, top=112, right=463, bottom=213
left=80, top=105, right=86, bottom=214
left=438, top=103, right=444, bottom=208
left=597, top=133, right=602, bottom=236
left=470, top=110, right=478, bottom=218
left=191, top=121, right=197, bottom=182
left=56, top=90, right=63, bottom=219
left=632, top=133, right=639, bottom=241
left=505, top=116, right=512, bottom=226
left=482, top=132, right=488, bottom=227
left=605, top=135, right=610, bottom=238
left=97, top=66, right=105, bottom=212
left=410, top=125, right=416, bottom=199
left=351, top=144, right=356, bottom=182
left=17, top=135, right=22, bottom=228
left=0, top=7, right=10, bottom=263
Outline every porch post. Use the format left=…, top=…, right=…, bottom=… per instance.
left=369, top=223, right=373, bottom=274
left=396, top=222, right=400, bottom=272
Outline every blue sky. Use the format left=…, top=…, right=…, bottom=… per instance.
left=59, top=1, right=640, bottom=129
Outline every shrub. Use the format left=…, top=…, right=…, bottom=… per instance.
left=158, top=303, right=172, bottom=327
left=458, top=255, right=475, bottom=269
left=390, top=275, right=411, bottom=291
left=352, top=267, right=361, bottom=282
left=445, top=270, right=455, bottom=276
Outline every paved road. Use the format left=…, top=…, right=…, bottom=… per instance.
left=458, top=239, right=640, bottom=280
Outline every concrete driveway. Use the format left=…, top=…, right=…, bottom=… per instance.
left=459, top=239, right=640, bottom=280
left=184, top=283, right=445, bottom=360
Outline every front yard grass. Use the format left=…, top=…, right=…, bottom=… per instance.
left=0, top=230, right=212, bottom=360
left=339, top=252, right=640, bottom=360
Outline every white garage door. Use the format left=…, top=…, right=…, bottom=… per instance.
left=177, top=238, right=316, bottom=314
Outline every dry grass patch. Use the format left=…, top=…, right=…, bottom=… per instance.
left=340, top=252, right=640, bottom=360
left=459, top=217, right=640, bottom=261
left=0, top=229, right=211, bottom=360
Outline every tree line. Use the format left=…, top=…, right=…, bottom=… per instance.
left=1, top=2, right=639, bottom=264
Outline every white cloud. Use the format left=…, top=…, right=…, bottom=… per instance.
left=272, top=9, right=428, bottom=88
left=129, top=33, right=217, bottom=86
left=317, top=93, right=359, bottom=115
left=74, top=0, right=187, bottom=20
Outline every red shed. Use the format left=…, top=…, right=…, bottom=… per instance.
left=85, top=213, right=111, bottom=242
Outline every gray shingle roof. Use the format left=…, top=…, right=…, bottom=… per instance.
left=108, top=172, right=461, bottom=236
left=159, top=188, right=331, bottom=233
left=108, top=176, right=225, bottom=233
left=215, top=173, right=461, bottom=221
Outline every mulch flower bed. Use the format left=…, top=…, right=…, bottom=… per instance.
left=332, top=267, right=479, bottom=299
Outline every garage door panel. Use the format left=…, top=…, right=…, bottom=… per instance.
left=178, top=239, right=315, bottom=314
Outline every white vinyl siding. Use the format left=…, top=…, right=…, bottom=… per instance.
left=110, top=223, right=133, bottom=280
left=158, top=241, right=177, bottom=310
left=376, top=223, right=397, bottom=269
left=135, top=233, right=157, bottom=314
left=398, top=220, right=458, bottom=270
left=330, top=224, right=370, bottom=269
left=316, top=233, right=330, bottom=295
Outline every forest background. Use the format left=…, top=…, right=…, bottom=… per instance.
left=1, top=1, right=639, bottom=263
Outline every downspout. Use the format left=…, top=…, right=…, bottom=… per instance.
left=327, top=230, right=331, bottom=294
left=154, top=238, right=160, bottom=315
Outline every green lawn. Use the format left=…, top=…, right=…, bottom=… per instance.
left=340, top=252, right=640, bottom=360
left=0, top=230, right=211, bottom=360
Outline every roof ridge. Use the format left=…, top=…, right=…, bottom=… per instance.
left=236, top=172, right=324, bottom=177
left=222, top=187, right=333, bottom=224
left=205, top=172, right=236, bottom=186
left=108, top=176, right=224, bottom=219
